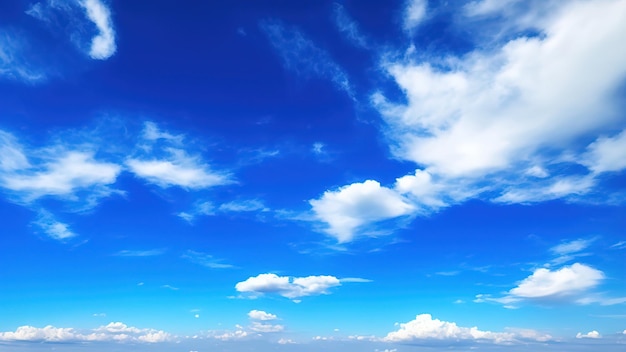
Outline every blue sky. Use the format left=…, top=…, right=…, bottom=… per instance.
left=1, top=0, right=626, bottom=351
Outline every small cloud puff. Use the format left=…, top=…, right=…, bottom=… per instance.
left=576, top=330, right=601, bottom=339
left=235, top=273, right=343, bottom=300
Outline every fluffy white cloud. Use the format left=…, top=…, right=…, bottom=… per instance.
left=509, top=263, right=604, bottom=299
left=235, top=273, right=341, bottom=299
left=248, top=310, right=277, bottom=321
left=80, top=0, right=116, bottom=59
left=582, top=130, right=626, bottom=173
left=0, top=322, right=172, bottom=343
left=369, top=0, right=626, bottom=207
left=576, top=330, right=601, bottom=339
left=309, top=180, right=415, bottom=242
left=384, top=314, right=515, bottom=343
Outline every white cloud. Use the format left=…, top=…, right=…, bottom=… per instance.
left=0, top=322, right=172, bottom=343
left=127, top=149, right=230, bottom=189
left=0, top=32, right=45, bottom=82
left=32, top=211, right=76, bottom=241
left=235, top=273, right=342, bottom=299
left=0, top=142, right=121, bottom=203
left=212, top=328, right=248, bottom=341
left=250, top=322, right=284, bottom=333
left=260, top=20, right=353, bottom=97
left=80, top=0, right=116, bottom=59
left=332, top=3, right=369, bottom=49
left=114, top=249, right=165, bottom=257
left=309, top=180, right=415, bottom=242
left=182, top=250, right=234, bottom=269
left=576, top=330, right=601, bottom=339
left=551, top=239, right=594, bottom=256
left=403, top=0, right=428, bottom=32
left=248, top=310, right=277, bottom=321
left=219, top=199, right=268, bottom=213
left=370, top=0, right=626, bottom=211
left=509, top=263, right=604, bottom=299
left=384, top=314, right=515, bottom=343
left=582, top=129, right=626, bottom=173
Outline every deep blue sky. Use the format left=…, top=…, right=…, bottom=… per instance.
left=1, top=0, right=625, bottom=350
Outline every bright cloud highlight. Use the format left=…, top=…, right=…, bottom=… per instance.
left=235, top=273, right=342, bottom=299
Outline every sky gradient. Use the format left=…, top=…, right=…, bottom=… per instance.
left=1, top=0, right=626, bottom=351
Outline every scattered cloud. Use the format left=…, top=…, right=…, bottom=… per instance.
left=509, top=263, right=604, bottom=299
left=576, top=330, right=601, bottom=339
left=403, top=0, right=428, bottom=32
left=250, top=322, right=284, bottom=333
left=0, top=131, right=122, bottom=206
left=161, top=284, right=179, bottom=291
left=235, top=273, right=343, bottom=300
left=551, top=239, right=595, bottom=256
left=332, top=3, right=369, bottom=49
left=80, top=0, right=117, bottom=59
left=311, top=0, right=626, bottom=244
left=260, top=20, right=353, bottom=97
left=309, top=180, right=415, bottom=243
left=384, top=314, right=551, bottom=343
left=32, top=211, right=76, bottom=241
left=114, top=249, right=166, bottom=257
left=182, top=250, right=235, bottom=269
left=248, top=310, right=278, bottom=321
left=0, top=31, right=45, bottom=82
left=127, top=150, right=229, bottom=189
left=0, top=322, right=172, bottom=343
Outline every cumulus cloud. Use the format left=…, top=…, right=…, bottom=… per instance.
left=509, top=263, right=604, bottom=299
left=260, top=20, right=353, bottom=97
left=235, top=273, right=342, bottom=299
left=0, top=322, right=172, bottom=343
left=248, top=310, right=278, bottom=321
left=576, top=330, right=601, bottom=339
left=312, top=0, right=626, bottom=243
left=309, top=180, right=415, bottom=242
left=384, top=314, right=515, bottom=343
left=385, top=314, right=552, bottom=344
left=80, top=0, right=117, bottom=59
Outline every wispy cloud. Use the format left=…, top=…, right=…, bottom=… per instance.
left=402, top=0, right=428, bottom=32
left=182, top=250, right=235, bottom=269
left=179, top=199, right=269, bottom=222
left=0, top=32, right=45, bottom=82
left=332, top=3, right=369, bottom=49
left=114, top=249, right=166, bottom=257
left=311, top=0, right=626, bottom=243
left=27, top=0, right=117, bottom=60
left=32, top=210, right=76, bottom=241
left=260, top=19, right=354, bottom=97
